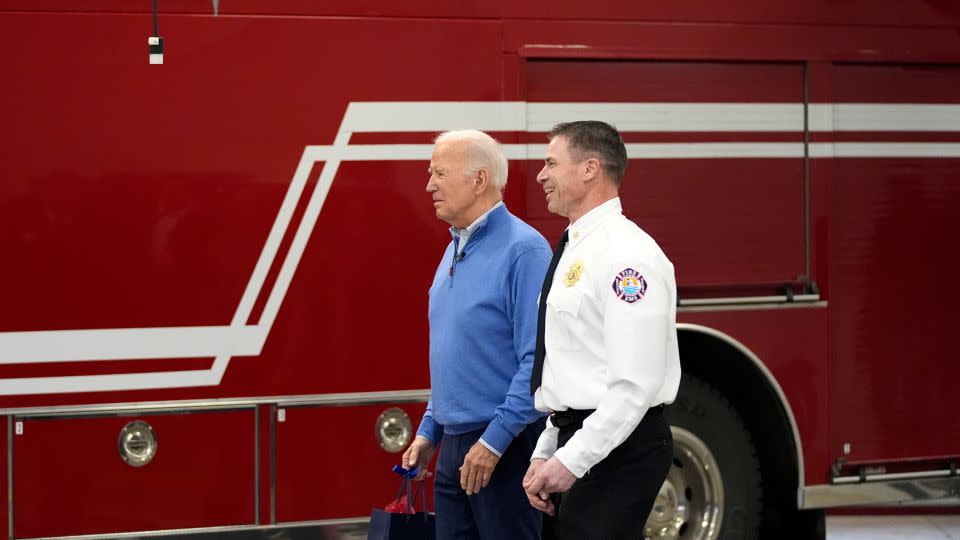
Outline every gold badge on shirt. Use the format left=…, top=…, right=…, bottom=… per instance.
left=564, top=261, right=583, bottom=287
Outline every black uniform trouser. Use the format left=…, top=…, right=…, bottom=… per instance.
left=549, top=406, right=673, bottom=540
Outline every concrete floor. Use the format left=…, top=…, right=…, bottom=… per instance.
left=827, top=516, right=960, bottom=539
left=125, top=514, right=960, bottom=539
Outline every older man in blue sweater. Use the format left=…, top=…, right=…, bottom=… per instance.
left=402, top=130, right=551, bottom=539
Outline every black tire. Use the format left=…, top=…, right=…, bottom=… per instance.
left=786, top=509, right=826, bottom=540
left=663, top=373, right=763, bottom=540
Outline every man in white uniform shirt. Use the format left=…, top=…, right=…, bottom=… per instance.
left=522, top=121, right=682, bottom=539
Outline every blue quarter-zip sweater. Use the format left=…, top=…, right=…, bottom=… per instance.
left=416, top=204, right=551, bottom=454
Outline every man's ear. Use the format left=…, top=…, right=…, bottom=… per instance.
left=475, top=168, right=490, bottom=195
left=583, top=157, right=601, bottom=182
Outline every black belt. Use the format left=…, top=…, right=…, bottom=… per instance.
left=551, top=404, right=664, bottom=430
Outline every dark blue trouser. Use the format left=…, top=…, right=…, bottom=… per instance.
left=434, top=419, right=544, bottom=540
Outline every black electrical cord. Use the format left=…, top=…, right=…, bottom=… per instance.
left=152, top=0, right=159, bottom=36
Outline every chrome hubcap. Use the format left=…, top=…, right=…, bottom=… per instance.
left=644, top=427, right=724, bottom=540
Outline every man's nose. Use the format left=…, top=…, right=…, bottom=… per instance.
left=425, top=176, right=436, bottom=192
left=536, top=168, right=547, bottom=183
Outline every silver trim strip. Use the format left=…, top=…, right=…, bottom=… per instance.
left=254, top=405, right=260, bottom=525
left=801, top=477, right=960, bottom=509
left=882, top=497, right=960, bottom=507
left=802, top=62, right=811, bottom=282
left=13, top=404, right=256, bottom=420
left=0, top=390, right=432, bottom=417
left=679, top=301, right=827, bottom=313
left=833, top=469, right=958, bottom=484
left=8, top=416, right=13, bottom=540
left=269, top=404, right=277, bottom=525
left=275, top=517, right=369, bottom=527
left=678, top=294, right=820, bottom=307
left=6, top=403, right=257, bottom=418
left=276, top=390, right=431, bottom=407
left=17, top=518, right=371, bottom=540
left=677, top=324, right=805, bottom=494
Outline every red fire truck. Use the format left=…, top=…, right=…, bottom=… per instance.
left=1, top=1, right=958, bottom=538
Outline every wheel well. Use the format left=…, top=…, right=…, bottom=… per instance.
left=677, top=325, right=803, bottom=533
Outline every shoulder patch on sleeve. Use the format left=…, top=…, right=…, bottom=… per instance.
left=612, top=268, right=647, bottom=303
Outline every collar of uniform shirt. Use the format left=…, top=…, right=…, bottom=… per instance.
left=449, top=200, right=504, bottom=256
left=565, top=197, right=623, bottom=248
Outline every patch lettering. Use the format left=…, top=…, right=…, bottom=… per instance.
left=612, top=268, right=647, bottom=303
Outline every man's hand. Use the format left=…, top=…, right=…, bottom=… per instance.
left=523, top=456, right=576, bottom=513
left=402, top=436, right=435, bottom=481
left=459, top=441, right=500, bottom=494
left=522, top=458, right=554, bottom=515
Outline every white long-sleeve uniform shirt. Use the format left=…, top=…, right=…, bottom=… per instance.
left=532, top=197, right=681, bottom=477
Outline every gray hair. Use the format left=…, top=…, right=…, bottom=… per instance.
left=434, top=129, right=509, bottom=190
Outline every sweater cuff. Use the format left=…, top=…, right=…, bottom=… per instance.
left=480, top=417, right=514, bottom=455
left=478, top=438, right=503, bottom=458
left=416, top=416, right=443, bottom=445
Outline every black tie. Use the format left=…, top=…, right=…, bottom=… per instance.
left=530, top=229, right=569, bottom=394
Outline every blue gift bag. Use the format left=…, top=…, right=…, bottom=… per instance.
left=368, top=476, right=435, bottom=540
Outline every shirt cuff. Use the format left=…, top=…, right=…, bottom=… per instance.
left=478, top=438, right=503, bottom=458
left=553, top=445, right=590, bottom=478
left=531, top=418, right=558, bottom=461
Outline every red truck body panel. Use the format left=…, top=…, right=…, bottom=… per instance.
left=1, top=1, right=958, bottom=536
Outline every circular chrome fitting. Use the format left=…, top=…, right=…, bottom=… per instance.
left=118, top=420, right=158, bottom=467
left=376, top=407, right=412, bottom=453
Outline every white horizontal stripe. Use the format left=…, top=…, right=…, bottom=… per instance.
left=338, top=101, right=960, bottom=135
left=0, top=326, right=266, bottom=364
left=340, top=101, right=527, bottom=133
left=303, top=144, right=521, bottom=161
left=625, top=142, right=803, bottom=158
left=339, top=102, right=806, bottom=134
left=810, top=104, right=960, bottom=132
left=807, top=104, right=834, bottom=133
left=528, top=103, right=804, bottom=132
left=810, top=142, right=960, bottom=158
left=305, top=144, right=445, bottom=161
left=305, top=142, right=804, bottom=161
left=0, top=369, right=222, bottom=396
left=307, top=142, right=960, bottom=160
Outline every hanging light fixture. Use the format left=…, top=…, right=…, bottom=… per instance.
left=148, top=0, right=163, bottom=64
